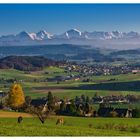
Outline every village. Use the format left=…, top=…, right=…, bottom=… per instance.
left=0, top=86, right=140, bottom=119
left=59, top=62, right=140, bottom=77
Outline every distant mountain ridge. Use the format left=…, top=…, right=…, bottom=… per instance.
left=1, top=29, right=140, bottom=49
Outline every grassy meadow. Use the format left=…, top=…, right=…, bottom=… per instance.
left=0, top=111, right=140, bottom=136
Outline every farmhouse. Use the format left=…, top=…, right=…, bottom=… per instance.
left=132, top=70, right=140, bottom=74
left=98, top=107, right=133, bottom=118
left=0, top=90, right=6, bottom=97
left=31, top=99, right=47, bottom=107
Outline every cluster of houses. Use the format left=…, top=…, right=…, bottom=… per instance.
left=0, top=89, right=137, bottom=118
left=30, top=97, right=135, bottom=118
left=59, top=63, right=140, bottom=76
left=28, top=92, right=140, bottom=118
left=92, top=95, right=129, bottom=104
left=47, top=75, right=80, bottom=82
left=98, top=107, right=133, bottom=118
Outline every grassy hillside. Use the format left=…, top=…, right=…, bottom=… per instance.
left=0, top=115, right=140, bottom=136
left=1, top=68, right=140, bottom=99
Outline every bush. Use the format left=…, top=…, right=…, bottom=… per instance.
left=109, top=111, right=118, bottom=117
left=132, top=108, right=140, bottom=118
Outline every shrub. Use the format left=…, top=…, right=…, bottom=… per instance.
left=109, top=111, right=118, bottom=117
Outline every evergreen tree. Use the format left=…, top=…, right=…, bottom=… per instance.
left=86, top=96, right=90, bottom=103
left=75, top=96, right=80, bottom=103
left=66, top=100, right=76, bottom=115
left=84, top=102, right=90, bottom=113
left=132, top=108, right=140, bottom=118
left=25, top=96, right=32, bottom=106
left=60, top=100, right=66, bottom=114
left=47, top=91, right=55, bottom=111
left=81, top=94, right=86, bottom=102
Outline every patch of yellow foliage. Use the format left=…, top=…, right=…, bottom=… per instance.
left=8, top=83, right=25, bottom=108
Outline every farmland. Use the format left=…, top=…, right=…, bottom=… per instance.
left=1, top=66, right=140, bottom=136
left=1, top=67, right=140, bottom=99
left=0, top=112, right=140, bottom=136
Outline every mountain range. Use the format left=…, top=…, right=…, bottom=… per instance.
left=1, top=29, right=140, bottom=49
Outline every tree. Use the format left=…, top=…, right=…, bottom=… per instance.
left=86, top=96, right=90, bottom=103
left=132, top=108, right=140, bottom=118
left=66, top=100, right=76, bottom=115
left=60, top=100, right=66, bottom=114
left=27, top=105, right=50, bottom=124
left=25, top=96, right=32, bottom=106
left=81, top=94, right=86, bottom=103
left=93, top=92, right=98, bottom=98
left=47, top=91, right=55, bottom=111
left=8, top=83, right=25, bottom=109
left=84, top=102, right=90, bottom=114
left=75, top=96, right=80, bottom=103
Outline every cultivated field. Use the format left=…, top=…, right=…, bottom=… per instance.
left=1, top=67, right=140, bottom=99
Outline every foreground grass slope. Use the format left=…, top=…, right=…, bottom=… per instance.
left=0, top=114, right=140, bottom=136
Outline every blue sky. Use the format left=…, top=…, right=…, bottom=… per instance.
left=0, top=4, right=140, bottom=35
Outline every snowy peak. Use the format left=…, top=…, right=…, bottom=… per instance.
left=82, top=31, right=123, bottom=40
left=0, top=29, right=140, bottom=47
left=60, top=29, right=82, bottom=39
left=36, top=30, right=53, bottom=40
left=124, top=31, right=139, bottom=38
left=16, top=31, right=34, bottom=41
left=17, top=31, right=30, bottom=38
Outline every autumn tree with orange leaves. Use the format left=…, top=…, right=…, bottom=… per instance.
left=8, top=83, right=25, bottom=109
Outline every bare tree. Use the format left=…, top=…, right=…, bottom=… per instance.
left=27, top=105, right=50, bottom=124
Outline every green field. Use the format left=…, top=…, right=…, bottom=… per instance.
left=0, top=116, right=140, bottom=136
left=0, top=67, right=140, bottom=109
left=1, top=67, right=140, bottom=136
left=1, top=67, right=140, bottom=99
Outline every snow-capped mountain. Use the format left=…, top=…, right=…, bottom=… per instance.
left=36, top=30, right=53, bottom=40
left=53, top=29, right=83, bottom=39
left=1, top=29, right=140, bottom=49
left=16, top=31, right=34, bottom=41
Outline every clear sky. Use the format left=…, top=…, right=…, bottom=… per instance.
left=0, top=4, right=140, bottom=35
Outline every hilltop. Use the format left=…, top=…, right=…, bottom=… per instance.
left=0, top=56, right=59, bottom=71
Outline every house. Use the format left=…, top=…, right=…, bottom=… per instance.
left=84, top=113, right=93, bottom=117
left=0, top=91, right=5, bottom=98
left=47, top=76, right=65, bottom=82
left=132, top=70, right=140, bottom=74
left=98, top=107, right=133, bottom=118
left=31, top=99, right=47, bottom=107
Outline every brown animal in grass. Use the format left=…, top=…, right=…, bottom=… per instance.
left=56, top=118, right=64, bottom=125
left=17, top=116, right=23, bottom=124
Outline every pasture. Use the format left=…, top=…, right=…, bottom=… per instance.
left=1, top=68, right=140, bottom=100
left=0, top=112, right=140, bottom=136
left=1, top=67, right=140, bottom=136
left=1, top=67, right=140, bottom=110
